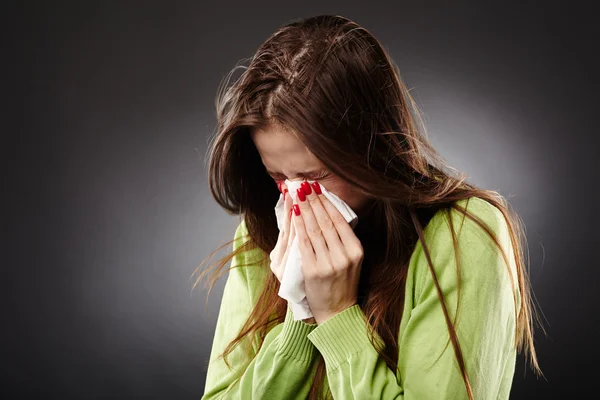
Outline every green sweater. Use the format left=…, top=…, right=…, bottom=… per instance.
left=202, top=197, right=520, bottom=399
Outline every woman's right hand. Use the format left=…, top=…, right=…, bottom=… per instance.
left=269, top=181, right=295, bottom=283
left=270, top=181, right=317, bottom=324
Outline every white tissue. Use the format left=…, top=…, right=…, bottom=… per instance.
left=274, top=179, right=358, bottom=321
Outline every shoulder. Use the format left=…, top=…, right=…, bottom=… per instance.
left=420, top=196, right=511, bottom=261
left=231, top=219, right=269, bottom=282
left=409, top=196, right=519, bottom=305
left=427, top=196, right=509, bottom=248
left=233, top=218, right=250, bottom=249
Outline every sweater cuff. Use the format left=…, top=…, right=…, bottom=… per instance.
left=307, top=305, right=384, bottom=371
left=276, top=305, right=318, bottom=363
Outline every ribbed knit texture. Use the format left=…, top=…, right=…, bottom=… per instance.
left=276, top=305, right=318, bottom=363
left=307, top=304, right=385, bottom=372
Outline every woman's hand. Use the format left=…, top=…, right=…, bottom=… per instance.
left=269, top=181, right=295, bottom=283
left=291, top=181, right=364, bottom=325
left=269, top=181, right=317, bottom=324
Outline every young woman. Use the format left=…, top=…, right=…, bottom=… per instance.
left=195, top=14, right=543, bottom=400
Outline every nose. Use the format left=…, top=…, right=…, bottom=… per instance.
left=280, top=178, right=308, bottom=196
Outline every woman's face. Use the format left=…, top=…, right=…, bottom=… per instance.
left=250, top=124, right=372, bottom=217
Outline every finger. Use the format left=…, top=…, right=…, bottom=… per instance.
left=316, top=185, right=361, bottom=249
left=280, top=218, right=296, bottom=276
left=270, top=215, right=286, bottom=260
left=283, top=183, right=292, bottom=227
left=291, top=201, right=317, bottom=271
left=302, top=181, right=345, bottom=261
left=285, top=209, right=296, bottom=250
left=295, top=184, right=329, bottom=262
left=271, top=183, right=292, bottom=265
left=281, top=185, right=296, bottom=263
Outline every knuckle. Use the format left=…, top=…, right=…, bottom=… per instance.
left=321, top=217, right=335, bottom=231
left=305, top=270, right=318, bottom=281
left=307, top=226, right=323, bottom=239
left=350, top=246, right=364, bottom=262
left=333, top=258, right=348, bottom=271
left=331, top=213, right=346, bottom=225
left=356, top=241, right=364, bottom=255
left=299, top=236, right=312, bottom=248
left=313, top=267, right=329, bottom=279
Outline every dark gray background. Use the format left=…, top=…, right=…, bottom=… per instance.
left=4, top=0, right=598, bottom=398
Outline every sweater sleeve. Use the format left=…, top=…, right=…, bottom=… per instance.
left=202, top=221, right=320, bottom=399
left=306, top=198, right=520, bottom=399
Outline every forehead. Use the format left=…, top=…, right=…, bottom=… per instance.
left=250, top=124, right=305, bottom=153
left=250, top=125, right=323, bottom=171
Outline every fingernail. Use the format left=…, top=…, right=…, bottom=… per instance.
left=283, top=189, right=288, bottom=200
left=277, top=181, right=282, bottom=193
left=311, top=181, right=322, bottom=195
left=293, top=204, right=301, bottom=216
left=296, top=187, right=306, bottom=202
left=301, top=181, right=312, bottom=196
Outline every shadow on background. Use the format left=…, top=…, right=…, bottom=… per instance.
left=4, top=0, right=598, bottom=398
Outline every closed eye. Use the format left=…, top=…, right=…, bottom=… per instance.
left=268, top=170, right=329, bottom=181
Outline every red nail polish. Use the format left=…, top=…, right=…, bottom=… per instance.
left=301, top=181, right=312, bottom=196
left=277, top=181, right=282, bottom=193
left=311, top=181, right=322, bottom=195
left=283, top=189, right=288, bottom=200
left=293, top=204, right=300, bottom=216
left=296, top=187, right=306, bottom=202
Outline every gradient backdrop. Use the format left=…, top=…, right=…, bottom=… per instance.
left=5, top=0, right=598, bottom=398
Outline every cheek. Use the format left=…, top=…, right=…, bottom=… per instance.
left=343, top=196, right=365, bottom=212
left=319, top=180, right=356, bottom=207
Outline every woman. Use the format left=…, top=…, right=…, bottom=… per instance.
left=194, top=14, right=543, bottom=399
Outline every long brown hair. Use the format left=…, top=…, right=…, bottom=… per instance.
left=193, top=14, right=544, bottom=399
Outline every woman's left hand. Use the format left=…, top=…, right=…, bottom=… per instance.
left=292, top=181, right=364, bottom=325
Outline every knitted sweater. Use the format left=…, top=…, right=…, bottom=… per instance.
left=202, top=197, right=520, bottom=399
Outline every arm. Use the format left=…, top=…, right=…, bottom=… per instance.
left=306, top=199, right=520, bottom=399
left=202, top=221, right=320, bottom=400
